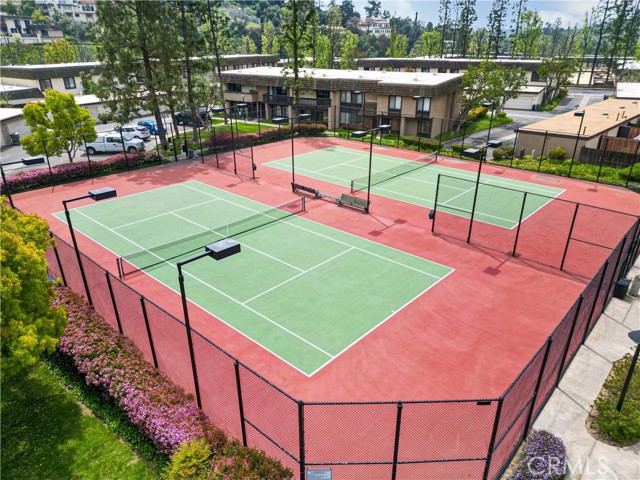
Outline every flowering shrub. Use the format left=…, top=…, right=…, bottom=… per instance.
left=507, top=430, right=567, bottom=480
left=206, top=124, right=326, bottom=151
left=1, top=151, right=164, bottom=194
left=53, top=285, right=225, bottom=456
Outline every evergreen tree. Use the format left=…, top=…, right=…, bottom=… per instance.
left=509, top=0, right=528, bottom=57
left=511, top=10, right=543, bottom=59
left=457, top=0, right=476, bottom=58
left=341, top=30, right=358, bottom=69
left=576, top=9, right=597, bottom=84
left=386, top=24, right=408, bottom=57
left=487, top=0, right=508, bottom=58
left=410, top=31, right=442, bottom=57
left=326, top=6, right=343, bottom=66
left=439, top=0, right=451, bottom=57
left=261, top=19, right=280, bottom=55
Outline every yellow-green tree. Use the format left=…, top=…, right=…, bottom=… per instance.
left=1, top=200, right=66, bottom=376
left=43, top=39, right=76, bottom=64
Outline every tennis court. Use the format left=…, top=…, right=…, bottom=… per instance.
left=53, top=180, right=453, bottom=376
left=265, top=146, right=565, bottom=229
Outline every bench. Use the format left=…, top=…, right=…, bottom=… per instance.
left=338, top=193, right=369, bottom=212
left=292, top=182, right=319, bottom=197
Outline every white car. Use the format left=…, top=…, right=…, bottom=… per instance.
left=115, top=125, right=151, bottom=140
left=81, top=133, right=145, bottom=154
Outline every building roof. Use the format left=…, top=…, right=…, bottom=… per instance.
left=1, top=62, right=101, bottom=79
left=518, top=98, right=640, bottom=138
left=0, top=107, right=24, bottom=122
left=616, top=82, right=640, bottom=99
left=356, top=57, right=543, bottom=72
left=221, top=67, right=463, bottom=97
left=0, top=84, right=45, bottom=101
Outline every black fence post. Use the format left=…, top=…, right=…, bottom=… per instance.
left=250, top=143, right=256, bottom=180
left=538, top=131, right=548, bottom=172
left=391, top=402, right=403, bottom=480
left=198, top=126, right=204, bottom=163
left=596, top=138, right=609, bottom=184
left=604, top=236, right=628, bottom=303
left=431, top=174, right=442, bottom=233
left=49, top=232, right=67, bottom=286
left=560, top=203, right=580, bottom=271
left=582, top=261, right=610, bottom=344
left=511, top=128, right=519, bottom=167
left=621, top=219, right=640, bottom=275
left=461, top=121, right=467, bottom=155
left=625, top=143, right=639, bottom=188
left=42, top=140, right=54, bottom=185
left=482, top=397, right=504, bottom=480
left=512, top=191, right=528, bottom=256
left=105, top=273, right=124, bottom=334
left=139, top=296, right=158, bottom=369
left=172, top=136, right=178, bottom=162
left=234, top=360, right=248, bottom=447
left=523, top=338, right=553, bottom=435
left=556, top=295, right=584, bottom=387
left=298, top=400, right=306, bottom=480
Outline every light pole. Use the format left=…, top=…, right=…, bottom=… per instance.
left=177, top=238, right=241, bottom=408
left=212, top=103, right=247, bottom=174
left=1, top=157, right=46, bottom=208
left=350, top=124, right=392, bottom=214
left=272, top=113, right=311, bottom=190
left=467, top=103, right=495, bottom=243
left=569, top=110, right=586, bottom=177
left=63, top=187, right=117, bottom=305
left=616, top=330, right=640, bottom=413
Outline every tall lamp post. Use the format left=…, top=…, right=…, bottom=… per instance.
left=272, top=113, right=311, bottom=190
left=467, top=102, right=495, bottom=243
left=212, top=103, right=247, bottom=174
left=63, top=187, right=118, bottom=305
left=177, top=238, right=241, bottom=408
left=350, top=124, right=392, bottom=214
left=616, top=330, right=640, bottom=413
left=1, top=157, right=46, bottom=208
left=569, top=110, right=586, bottom=177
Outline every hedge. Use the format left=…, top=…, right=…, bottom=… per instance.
left=1, top=151, right=165, bottom=194
left=206, top=124, right=326, bottom=150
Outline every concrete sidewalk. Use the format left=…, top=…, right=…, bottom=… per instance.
left=532, top=261, right=640, bottom=479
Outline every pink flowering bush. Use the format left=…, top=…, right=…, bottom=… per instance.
left=2, top=151, right=164, bottom=194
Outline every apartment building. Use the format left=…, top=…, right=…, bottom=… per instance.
left=359, top=17, right=391, bottom=36
left=357, top=58, right=547, bottom=110
left=1, top=62, right=102, bottom=96
left=220, top=67, right=463, bottom=138
left=0, top=15, right=64, bottom=43
left=35, top=0, right=97, bottom=23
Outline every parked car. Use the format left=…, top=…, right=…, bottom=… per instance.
left=175, top=107, right=209, bottom=126
left=137, top=119, right=166, bottom=135
left=81, top=133, right=145, bottom=154
left=115, top=125, right=151, bottom=140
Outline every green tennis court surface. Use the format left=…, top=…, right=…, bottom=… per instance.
left=54, top=181, right=453, bottom=376
left=265, top=146, right=565, bottom=229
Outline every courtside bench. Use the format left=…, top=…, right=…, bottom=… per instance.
left=338, top=193, right=369, bottom=212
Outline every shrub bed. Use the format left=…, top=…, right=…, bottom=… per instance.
left=206, top=124, right=326, bottom=151
left=507, top=430, right=567, bottom=480
left=2, top=151, right=165, bottom=194
left=53, top=285, right=292, bottom=478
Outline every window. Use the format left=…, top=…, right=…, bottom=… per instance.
left=421, top=68, right=430, bottom=72
left=317, top=90, right=330, bottom=99
left=392, top=67, right=400, bottom=72
left=450, top=69, right=459, bottom=74
left=340, top=110, right=362, bottom=125
left=242, top=64, right=248, bottom=69
left=438, top=68, right=447, bottom=73
left=272, top=105, right=288, bottom=117
left=269, top=86, right=287, bottom=95
left=63, top=77, right=76, bottom=89
left=389, top=96, right=402, bottom=111
left=416, top=97, right=431, bottom=114
left=106, top=136, right=122, bottom=143
left=39, top=79, right=53, bottom=90
left=531, top=71, right=546, bottom=82
left=227, top=83, right=242, bottom=93
left=232, top=64, right=239, bottom=70
left=340, top=90, right=362, bottom=105
left=223, top=65, right=228, bottom=71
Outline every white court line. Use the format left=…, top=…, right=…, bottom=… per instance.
left=172, top=211, right=305, bottom=273
left=115, top=198, right=220, bottom=230
left=243, top=247, right=353, bottom=304
left=71, top=208, right=333, bottom=360
left=314, top=154, right=371, bottom=172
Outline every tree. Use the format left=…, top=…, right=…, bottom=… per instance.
left=460, top=60, right=496, bottom=121
left=364, top=0, right=381, bottom=18
left=618, top=0, right=640, bottom=79
left=484, top=65, right=527, bottom=112
left=468, top=27, right=489, bottom=58
left=590, top=0, right=611, bottom=85
left=576, top=9, right=597, bottom=84
left=30, top=7, right=48, bottom=24
left=487, top=0, right=508, bottom=58
left=605, top=0, right=632, bottom=82
left=326, top=5, right=343, bottom=65
left=1, top=202, right=67, bottom=376
left=509, top=0, right=528, bottom=57
left=410, top=31, right=442, bottom=57
left=538, top=58, right=579, bottom=104
left=511, top=10, right=543, bottom=59
left=386, top=24, right=408, bottom=57
left=339, top=0, right=359, bottom=26
left=4, top=0, right=18, bottom=15
left=315, top=35, right=332, bottom=68
left=340, top=30, right=358, bottom=69
left=439, top=0, right=451, bottom=57
left=261, top=19, right=280, bottom=54
left=457, top=0, right=477, bottom=57
left=43, top=39, right=76, bottom=64
left=281, top=0, right=317, bottom=105
left=18, top=0, right=36, bottom=16
left=21, top=91, right=96, bottom=162
left=205, top=0, right=231, bottom=124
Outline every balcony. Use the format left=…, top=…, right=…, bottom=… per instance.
left=294, top=97, right=331, bottom=110
left=225, top=91, right=258, bottom=103
left=263, top=94, right=290, bottom=105
left=413, top=111, right=431, bottom=119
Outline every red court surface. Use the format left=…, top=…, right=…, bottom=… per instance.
left=15, top=136, right=640, bottom=405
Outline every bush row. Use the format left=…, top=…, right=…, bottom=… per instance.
left=2, top=151, right=165, bottom=194
left=53, top=285, right=292, bottom=478
left=206, top=123, right=326, bottom=151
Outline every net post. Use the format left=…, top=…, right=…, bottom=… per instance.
left=560, top=203, right=580, bottom=271
left=482, top=397, right=504, bottom=480
left=105, top=272, right=124, bottom=334
left=556, top=295, right=583, bottom=387
left=49, top=231, right=68, bottom=287
left=512, top=191, right=528, bottom=256
left=523, top=337, right=553, bottom=435
left=116, top=257, right=123, bottom=280
left=350, top=179, right=355, bottom=194
left=250, top=143, right=256, bottom=179
left=582, top=261, right=609, bottom=344
left=298, top=400, right=306, bottom=480
left=234, top=360, right=248, bottom=447
left=302, top=196, right=306, bottom=212
left=391, top=401, right=403, bottom=480
left=431, top=173, right=442, bottom=233
left=140, top=296, right=158, bottom=369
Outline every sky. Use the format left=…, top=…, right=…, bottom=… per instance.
left=350, top=0, right=600, bottom=28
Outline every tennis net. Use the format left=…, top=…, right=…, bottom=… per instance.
left=350, top=153, right=437, bottom=193
left=117, top=196, right=305, bottom=278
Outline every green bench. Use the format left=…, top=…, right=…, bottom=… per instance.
left=338, top=193, right=369, bottom=212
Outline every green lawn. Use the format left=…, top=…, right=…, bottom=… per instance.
left=1, top=363, right=158, bottom=480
